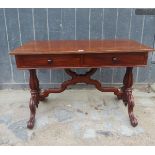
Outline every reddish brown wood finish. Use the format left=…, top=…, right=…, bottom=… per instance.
left=9, top=40, right=154, bottom=129
left=16, top=54, right=81, bottom=68
left=40, top=68, right=121, bottom=97
left=83, top=53, right=147, bottom=67
left=27, top=69, right=39, bottom=129
left=27, top=69, right=46, bottom=129
left=10, top=40, right=153, bottom=55
left=15, top=52, right=148, bottom=69
left=117, top=67, right=138, bottom=127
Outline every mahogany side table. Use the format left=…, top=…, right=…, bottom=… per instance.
left=10, top=40, right=154, bottom=129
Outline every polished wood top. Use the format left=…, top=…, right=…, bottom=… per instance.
left=10, top=40, right=154, bottom=55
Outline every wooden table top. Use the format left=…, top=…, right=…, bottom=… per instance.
left=10, top=40, right=154, bottom=55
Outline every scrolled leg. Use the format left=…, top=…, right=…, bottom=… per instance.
left=121, top=67, right=138, bottom=127
left=27, top=69, right=40, bottom=129
left=125, top=88, right=138, bottom=127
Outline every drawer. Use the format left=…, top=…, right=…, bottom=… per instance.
left=83, top=53, right=148, bottom=67
left=16, top=54, right=81, bottom=68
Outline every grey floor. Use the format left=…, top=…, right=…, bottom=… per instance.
left=0, top=86, right=155, bottom=145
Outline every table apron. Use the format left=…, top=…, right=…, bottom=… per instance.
left=15, top=52, right=148, bottom=69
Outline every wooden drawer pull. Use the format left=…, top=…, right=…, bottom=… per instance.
left=47, top=59, right=53, bottom=64
left=112, top=57, right=119, bottom=62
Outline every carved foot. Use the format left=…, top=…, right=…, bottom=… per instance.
left=129, top=113, right=138, bottom=127
left=27, top=119, right=35, bottom=129
left=27, top=94, right=38, bottom=129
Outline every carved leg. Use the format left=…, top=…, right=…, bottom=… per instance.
left=126, top=88, right=138, bottom=127
left=121, top=67, right=138, bottom=127
left=27, top=69, right=40, bottom=129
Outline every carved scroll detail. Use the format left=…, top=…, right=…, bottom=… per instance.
left=27, top=68, right=138, bottom=129
left=40, top=68, right=122, bottom=98
left=27, top=70, right=40, bottom=129
left=126, top=88, right=138, bottom=127
left=119, top=67, right=138, bottom=127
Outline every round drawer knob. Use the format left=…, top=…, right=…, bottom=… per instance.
left=47, top=59, right=53, bottom=64
left=112, top=57, right=119, bottom=62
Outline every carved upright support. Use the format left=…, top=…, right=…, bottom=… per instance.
left=26, top=68, right=138, bottom=128
left=122, top=67, right=138, bottom=127
left=27, top=69, right=40, bottom=129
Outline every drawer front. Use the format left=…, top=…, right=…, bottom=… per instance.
left=83, top=53, right=148, bottom=67
left=16, top=55, right=81, bottom=68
